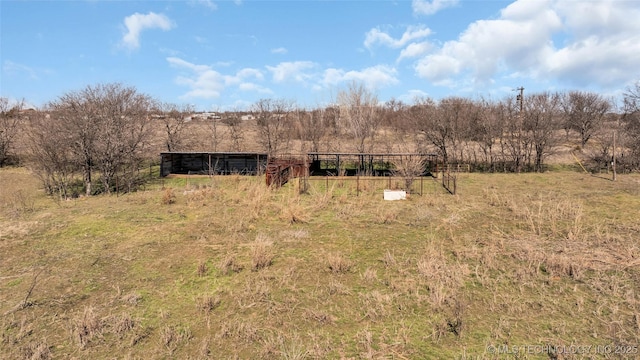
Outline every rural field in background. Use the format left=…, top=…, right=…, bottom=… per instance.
left=1, top=166, right=639, bottom=359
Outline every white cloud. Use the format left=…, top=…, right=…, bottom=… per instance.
left=321, top=68, right=345, bottom=87
left=271, top=47, right=288, bottom=54
left=322, top=65, right=399, bottom=89
left=545, top=36, right=640, bottom=87
left=191, top=0, right=217, bottom=10
left=412, top=0, right=640, bottom=91
left=414, top=0, right=562, bottom=83
left=237, top=68, right=264, bottom=81
left=266, top=61, right=317, bottom=83
left=3, top=60, right=39, bottom=80
left=167, top=57, right=268, bottom=99
left=239, top=83, right=273, bottom=94
left=364, top=25, right=431, bottom=50
left=397, top=41, right=431, bottom=62
left=171, top=70, right=225, bottom=99
left=121, top=12, right=175, bottom=50
left=412, top=0, right=458, bottom=16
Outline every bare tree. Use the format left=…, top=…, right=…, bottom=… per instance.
left=295, top=107, right=331, bottom=153
left=223, top=112, right=244, bottom=152
left=624, top=81, right=640, bottom=116
left=381, top=98, right=407, bottom=130
left=26, top=112, right=77, bottom=198
left=48, top=90, right=99, bottom=195
left=406, top=97, right=444, bottom=160
left=497, top=96, right=529, bottom=172
left=438, top=97, right=476, bottom=163
left=391, top=155, right=427, bottom=192
left=380, top=99, right=409, bottom=152
left=561, top=91, right=611, bottom=147
left=38, top=83, right=154, bottom=195
left=208, top=109, right=224, bottom=152
left=524, top=92, right=562, bottom=172
left=253, top=98, right=294, bottom=155
left=408, top=96, right=472, bottom=165
left=622, top=81, right=640, bottom=168
left=468, top=98, right=505, bottom=170
left=91, top=85, right=154, bottom=193
left=336, top=81, right=380, bottom=153
left=154, top=102, right=193, bottom=152
left=588, top=118, right=619, bottom=170
left=0, top=98, right=23, bottom=166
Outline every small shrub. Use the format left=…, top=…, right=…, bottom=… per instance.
left=160, top=325, right=177, bottom=351
left=280, top=335, right=309, bottom=360
left=360, top=267, right=378, bottom=283
left=218, top=254, right=243, bottom=275
left=196, top=294, right=221, bottom=313
left=113, top=313, right=135, bottom=339
left=21, top=340, right=51, bottom=360
left=446, top=297, right=465, bottom=337
left=382, top=250, right=397, bottom=268
left=71, top=306, right=103, bottom=349
left=327, top=253, right=352, bottom=274
left=160, top=325, right=192, bottom=354
left=197, top=261, right=208, bottom=277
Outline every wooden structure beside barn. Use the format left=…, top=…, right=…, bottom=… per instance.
left=265, top=157, right=310, bottom=187
left=160, top=152, right=268, bottom=177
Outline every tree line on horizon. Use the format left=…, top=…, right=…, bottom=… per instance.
left=1, top=81, right=640, bottom=198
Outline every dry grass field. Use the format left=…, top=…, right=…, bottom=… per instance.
left=1, top=166, right=640, bottom=359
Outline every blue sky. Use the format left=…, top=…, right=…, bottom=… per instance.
left=2, top=0, right=640, bottom=111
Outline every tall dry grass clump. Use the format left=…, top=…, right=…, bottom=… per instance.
left=416, top=246, right=469, bottom=309
left=233, top=178, right=273, bottom=221
left=161, top=187, right=176, bottom=205
left=218, top=253, right=244, bottom=275
left=197, top=294, right=221, bottom=313
left=326, top=252, right=353, bottom=274
left=160, top=325, right=192, bottom=354
left=251, top=234, right=275, bottom=271
left=71, top=306, right=103, bottom=349
left=22, top=341, right=51, bottom=360
left=279, top=196, right=310, bottom=224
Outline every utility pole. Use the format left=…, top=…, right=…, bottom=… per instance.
left=613, top=129, right=617, bottom=181
left=515, top=87, right=524, bottom=112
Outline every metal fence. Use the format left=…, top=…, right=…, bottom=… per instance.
left=299, top=175, right=440, bottom=197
